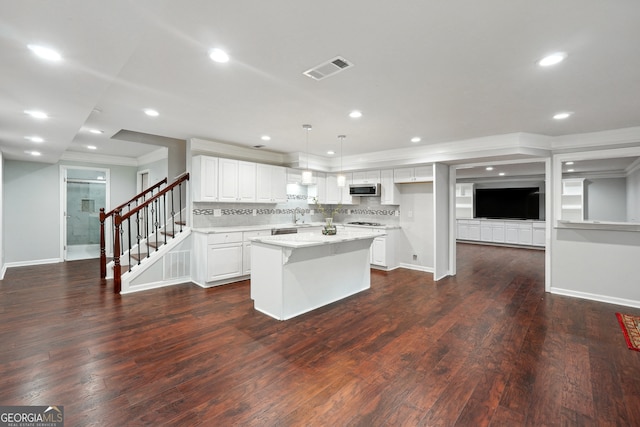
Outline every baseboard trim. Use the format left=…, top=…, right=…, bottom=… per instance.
left=550, top=287, right=640, bottom=309
left=398, top=263, right=434, bottom=273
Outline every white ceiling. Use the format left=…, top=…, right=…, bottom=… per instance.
left=2, top=1, right=640, bottom=166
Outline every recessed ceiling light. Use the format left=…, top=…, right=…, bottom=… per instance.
left=565, top=161, right=574, bottom=165
left=538, top=52, right=567, bottom=67
left=567, top=169, right=575, bottom=172
left=553, top=112, right=572, bottom=120
left=499, top=172, right=506, bottom=176
left=411, top=137, right=421, bottom=143
left=327, top=150, right=335, bottom=155
left=261, top=135, right=271, bottom=141
left=24, top=110, right=48, bottom=119
left=87, top=145, right=97, bottom=150
left=25, top=136, right=44, bottom=143
left=89, top=129, right=104, bottom=134
left=209, top=48, right=230, bottom=63
left=24, top=150, right=41, bottom=156
left=486, top=166, right=494, bottom=171
left=144, top=108, right=159, bottom=117
left=97, top=176, right=105, bottom=180
left=27, top=44, right=62, bottom=61
left=349, top=110, right=362, bottom=118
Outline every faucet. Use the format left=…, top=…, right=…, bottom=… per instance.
left=293, top=207, right=305, bottom=224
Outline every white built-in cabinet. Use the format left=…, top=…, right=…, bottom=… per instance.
left=561, top=178, right=585, bottom=221
left=380, top=169, right=399, bottom=205
left=455, top=183, right=474, bottom=218
left=457, top=219, right=545, bottom=247
left=344, top=226, right=398, bottom=269
left=192, top=155, right=219, bottom=202
left=256, top=164, right=287, bottom=203
left=352, top=170, right=381, bottom=184
left=393, top=165, right=433, bottom=183
left=218, top=159, right=256, bottom=202
left=205, top=232, right=243, bottom=282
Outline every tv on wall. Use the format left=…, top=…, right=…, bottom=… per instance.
left=475, top=187, right=540, bottom=220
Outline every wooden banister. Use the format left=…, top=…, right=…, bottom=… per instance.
left=107, top=173, right=189, bottom=293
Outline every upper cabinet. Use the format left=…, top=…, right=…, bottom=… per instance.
left=380, top=169, right=399, bottom=205
left=256, top=164, right=287, bottom=203
left=219, top=159, right=256, bottom=202
left=325, top=173, right=359, bottom=205
left=308, top=172, right=327, bottom=204
left=393, top=165, right=433, bottom=183
left=352, top=170, right=381, bottom=185
left=192, top=155, right=219, bottom=202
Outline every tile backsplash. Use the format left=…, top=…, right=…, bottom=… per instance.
left=192, top=184, right=399, bottom=228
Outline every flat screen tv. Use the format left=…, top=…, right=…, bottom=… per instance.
left=475, top=187, right=540, bottom=220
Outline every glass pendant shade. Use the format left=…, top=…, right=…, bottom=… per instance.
left=336, top=174, right=346, bottom=187
left=301, top=170, right=313, bottom=185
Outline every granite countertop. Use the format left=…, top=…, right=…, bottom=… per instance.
left=193, top=222, right=400, bottom=234
left=250, top=230, right=384, bottom=248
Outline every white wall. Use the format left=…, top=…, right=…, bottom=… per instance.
left=397, top=182, right=434, bottom=270
left=627, top=167, right=640, bottom=222
left=3, top=159, right=137, bottom=265
left=585, top=178, right=626, bottom=222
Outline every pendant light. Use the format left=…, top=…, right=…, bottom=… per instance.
left=301, top=124, right=313, bottom=185
left=336, top=135, right=346, bottom=187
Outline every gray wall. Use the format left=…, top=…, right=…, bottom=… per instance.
left=3, top=159, right=137, bottom=264
left=397, top=182, right=434, bottom=269
left=138, top=156, right=168, bottom=187
left=627, top=168, right=640, bottom=222
left=585, top=178, right=626, bottom=222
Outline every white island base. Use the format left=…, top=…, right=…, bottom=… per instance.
left=250, top=233, right=377, bottom=320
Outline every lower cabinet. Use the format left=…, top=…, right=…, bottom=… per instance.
left=193, top=229, right=271, bottom=287
left=344, top=226, right=398, bottom=269
left=457, top=219, right=545, bottom=247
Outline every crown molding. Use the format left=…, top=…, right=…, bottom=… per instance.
left=59, top=151, right=138, bottom=167
left=189, top=138, right=285, bottom=165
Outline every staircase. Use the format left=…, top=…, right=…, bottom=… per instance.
left=100, top=173, right=190, bottom=293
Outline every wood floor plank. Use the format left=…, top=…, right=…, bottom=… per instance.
left=1, top=244, right=639, bottom=426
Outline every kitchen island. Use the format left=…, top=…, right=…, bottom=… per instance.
left=250, top=231, right=382, bottom=320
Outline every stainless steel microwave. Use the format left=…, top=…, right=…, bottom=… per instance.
left=349, top=183, right=381, bottom=196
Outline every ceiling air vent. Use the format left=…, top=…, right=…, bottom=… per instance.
left=303, top=56, right=354, bottom=81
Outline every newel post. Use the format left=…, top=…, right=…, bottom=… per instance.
left=99, top=208, right=106, bottom=279
left=113, top=210, right=122, bottom=294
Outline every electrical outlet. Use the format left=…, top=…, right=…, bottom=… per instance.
left=413, top=254, right=418, bottom=260
left=214, top=209, right=222, bottom=217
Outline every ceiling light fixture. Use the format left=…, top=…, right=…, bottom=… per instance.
left=301, top=124, right=313, bottom=185
left=337, top=135, right=346, bottom=187
left=486, top=166, right=494, bottom=171
left=27, top=44, right=62, bottom=61
left=349, top=110, right=362, bottom=119
left=87, top=145, right=97, bottom=150
left=144, top=108, right=159, bottom=117
left=89, top=129, right=104, bottom=134
left=499, top=172, right=506, bottom=176
left=411, top=137, right=421, bottom=143
left=209, top=48, right=230, bottom=63
left=565, top=161, right=574, bottom=165
left=553, top=112, right=572, bottom=120
left=24, top=150, right=41, bottom=156
left=24, top=110, right=48, bottom=119
left=538, top=52, right=567, bottom=67
left=261, top=135, right=271, bottom=141
left=567, top=169, right=575, bottom=172
left=25, top=136, right=44, bottom=143
left=327, top=150, right=335, bottom=155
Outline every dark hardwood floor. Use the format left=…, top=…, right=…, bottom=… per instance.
left=1, top=243, right=639, bottom=426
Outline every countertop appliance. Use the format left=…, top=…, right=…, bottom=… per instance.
left=349, top=183, right=381, bottom=196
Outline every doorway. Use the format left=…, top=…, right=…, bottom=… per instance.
left=62, top=166, right=110, bottom=261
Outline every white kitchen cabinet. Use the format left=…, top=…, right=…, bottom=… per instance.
left=219, top=158, right=256, bottom=202
left=256, top=164, right=287, bottom=203
left=192, top=155, right=219, bottom=202
left=325, top=173, right=359, bottom=205
left=206, top=232, right=243, bottom=282
left=307, top=172, right=327, bottom=204
left=353, top=170, right=381, bottom=184
left=455, top=183, right=474, bottom=219
left=518, top=223, right=533, bottom=245
left=380, top=169, right=399, bottom=205
left=287, top=168, right=302, bottom=184
left=371, top=237, right=386, bottom=265
left=341, top=173, right=360, bottom=205
left=242, top=229, right=271, bottom=275
left=393, top=165, right=433, bottom=183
